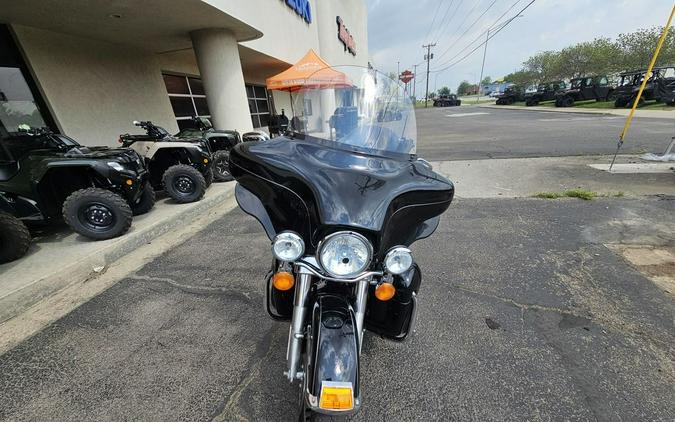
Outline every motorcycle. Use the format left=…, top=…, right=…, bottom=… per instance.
left=228, top=66, right=454, bottom=419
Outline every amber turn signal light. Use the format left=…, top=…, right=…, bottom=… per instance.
left=125, top=179, right=133, bottom=186
left=272, top=271, right=294, bottom=291
left=203, top=158, right=209, bottom=164
left=374, top=282, right=395, bottom=301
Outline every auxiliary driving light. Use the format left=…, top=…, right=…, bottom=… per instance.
left=125, top=179, right=133, bottom=186
left=384, top=246, right=413, bottom=275
left=272, top=232, right=305, bottom=262
left=319, top=382, right=354, bottom=411
left=374, top=282, right=396, bottom=301
left=272, top=271, right=294, bottom=291
left=203, top=158, right=209, bottom=164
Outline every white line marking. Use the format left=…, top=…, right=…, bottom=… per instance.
left=537, top=116, right=621, bottom=122
left=446, top=112, right=489, bottom=117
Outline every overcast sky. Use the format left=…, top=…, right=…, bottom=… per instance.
left=366, top=0, right=674, bottom=93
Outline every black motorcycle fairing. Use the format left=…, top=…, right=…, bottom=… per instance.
left=235, top=184, right=277, bottom=240
left=229, top=137, right=453, bottom=254
left=306, top=294, right=360, bottom=407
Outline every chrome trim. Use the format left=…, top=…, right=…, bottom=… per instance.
left=271, top=231, right=305, bottom=262
left=285, top=273, right=311, bottom=382
left=354, top=278, right=369, bottom=352
left=409, top=292, right=419, bottom=337
left=316, top=231, right=374, bottom=279
left=295, top=258, right=381, bottom=283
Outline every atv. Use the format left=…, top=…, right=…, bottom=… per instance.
left=495, top=85, right=525, bottom=105
left=120, top=121, right=212, bottom=203
left=175, top=117, right=241, bottom=182
left=611, top=66, right=675, bottom=108
left=524, top=81, right=566, bottom=106
left=433, top=94, right=461, bottom=107
left=555, top=75, right=613, bottom=107
left=0, top=128, right=154, bottom=261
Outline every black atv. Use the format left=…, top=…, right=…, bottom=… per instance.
left=175, top=117, right=241, bottom=181
left=0, top=128, right=154, bottom=262
left=555, top=75, right=613, bottom=107
left=495, top=85, right=525, bottom=105
left=119, top=121, right=213, bottom=204
left=433, top=94, right=461, bottom=107
left=524, top=81, right=566, bottom=106
left=611, top=66, right=675, bottom=108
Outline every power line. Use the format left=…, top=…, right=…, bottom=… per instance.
left=432, top=0, right=537, bottom=73
left=423, top=0, right=444, bottom=43
left=429, top=0, right=458, bottom=45
left=434, top=0, right=499, bottom=63
left=432, top=0, right=524, bottom=70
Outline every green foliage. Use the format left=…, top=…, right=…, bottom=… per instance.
left=481, top=76, right=492, bottom=85
left=534, top=189, right=598, bottom=200
left=503, top=70, right=539, bottom=86
left=438, top=86, right=451, bottom=96
left=457, top=80, right=478, bottom=95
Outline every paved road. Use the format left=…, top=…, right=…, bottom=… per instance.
left=1, top=197, right=673, bottom=421
left=417, top=107, right=675, bottom=160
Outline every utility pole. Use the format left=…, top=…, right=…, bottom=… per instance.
left=412, top=64, right=418, bottom=101
left=477, top=29, right=489, bottom=103
left=423, top=43, right=436, bottom=108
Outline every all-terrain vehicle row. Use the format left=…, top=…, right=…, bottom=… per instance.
left=495, top=85, right=525, bottom=105
left=554, top=75, right=613, bottom=107
left=0, top=127, right=155, bottom=263
left=433, top=94, right=461, bottom=107
left=610, top=66, right=675, bottom=108
left=524, top=81, right=566, bottom=106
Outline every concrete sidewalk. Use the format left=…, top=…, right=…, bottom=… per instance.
left=479, top=103, right=675, bottom=119
left=432, top=154, right=675, bottom=198
left=0, top=182, right=236, bottom=324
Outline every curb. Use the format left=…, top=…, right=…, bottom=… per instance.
left=479, top=104, right=675, bottom=119
left=0, top=183, right=236, bottom=324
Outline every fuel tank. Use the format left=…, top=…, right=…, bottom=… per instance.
left=229, top=137, right=453, bottom=255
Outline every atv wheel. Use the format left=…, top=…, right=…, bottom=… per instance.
left=0, top=212, right=30, bottom=263
left=62, top=188, right=133, bottom=240
left=212, top=150, right=233, bottom=182
left=162, top=164, right=206, bottom=203
left=496, top=98, right=503, bottom=105
left=614, top=97, right=627, bottom=108
left=456, top=100, right=461, bottom=106
left=204, top=168, right=214, bottom=187
left=561, top=96, right=574, bottom=107
left=131, top=182, right=155, bottom=216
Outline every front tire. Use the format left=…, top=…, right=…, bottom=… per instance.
left=162, top=164, right=206, bottom=203
left=0, top=212, right=30, bottom=263
left=131, top=182, right=155, bottom=216
left=561, top=96, right=574, bottom=107
left=62, top=188, right=133, bottom=240
left=204, top=168, right=214, bottom=187
left=212, top=150, right=233, bottom=182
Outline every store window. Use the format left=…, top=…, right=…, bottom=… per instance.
left=162, top=73, right=211, bottom=130
left=0, top=25, right=54, bottom=137
left=246, top=84, right=270, bottom=128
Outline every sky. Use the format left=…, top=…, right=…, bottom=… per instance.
left=366, top=0, right=674, bottom=94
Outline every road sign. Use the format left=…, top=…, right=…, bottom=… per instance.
left=399, top=70, right=414, bottom=84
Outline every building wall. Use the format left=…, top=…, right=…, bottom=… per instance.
left=12, top=25, right=178, bottom=146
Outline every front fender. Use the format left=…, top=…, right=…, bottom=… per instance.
left=305, top=294, right=360, bottom=414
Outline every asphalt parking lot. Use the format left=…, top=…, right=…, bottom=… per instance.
left=416, top=106, right=675, bottom=160
left=1, top=196, right=674, bottom=421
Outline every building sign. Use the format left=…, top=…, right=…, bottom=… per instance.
left=284, top=0, right=311, bottom=24
left=336, top=16, right=356, bottom=56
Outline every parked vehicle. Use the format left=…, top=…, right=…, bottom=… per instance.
left=0, top=211, right=30, bottom=263
left=229, top=66, right=454, bottom=419
left=0, top=128, right=153, bottom=255
left=175, top=117, right=241, bottom=181
left=495, top=85, right=525, bottom=105
left=555, top=75, right=613, bottom=107
left=242, top=130, right=271, bottom=142
left=611, top=66, right=675, bottom=107
left=524, top=81, right=566, bottom=106
left=120, top=121, right=212, bottom=203
left=433, top=94, right=461, bottom=107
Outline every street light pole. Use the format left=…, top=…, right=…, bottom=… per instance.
left=477, top=28, right=490, bottom=103
left=413, top=64, right=418, bottom=101
left=423, top=43, right=436, bottom=108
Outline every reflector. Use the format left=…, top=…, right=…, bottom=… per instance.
left=319, top=382, right=354, bottom=410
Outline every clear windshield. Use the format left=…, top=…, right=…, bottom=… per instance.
left=289, top=66, right=416, bottom=156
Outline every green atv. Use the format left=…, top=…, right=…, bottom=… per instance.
left=0, top=128, right=154, bottom=263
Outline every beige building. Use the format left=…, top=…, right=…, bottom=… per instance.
left=0, top=0, right=369, bottom=146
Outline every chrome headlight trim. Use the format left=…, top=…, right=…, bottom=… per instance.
left=384, top=246, right=413, bottom=275
left=317, top=231, right=373, bottom=279
left=272, top=231, right=305, bottom=262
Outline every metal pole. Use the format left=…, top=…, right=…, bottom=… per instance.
left=423, top=43, right=435, bottom=108
left=413, top=64, right=418, bottom=101
left=477, top=29, right=489, bottom=104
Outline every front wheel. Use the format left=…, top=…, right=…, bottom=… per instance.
left=212, top=150, right=233, bottom=182
left=561, top=96, right=574, bottom=107
left=131, top=182, right=155, bottom=216
left=0, top=212, right=30, bottom=263
left=162, top=164, right=207, bottom=203
left=62, top=188, right=133, bottom=240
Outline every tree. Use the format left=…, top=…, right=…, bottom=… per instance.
left=503, top=70, right=538, bottom=87
left=457, top=80, right=472, bottom=96
left=438, top=86, right=451, bottom=96
left=481, top=76, right=492, bottom=86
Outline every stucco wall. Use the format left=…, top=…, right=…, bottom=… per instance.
left=314, top=0, right=369, bottom=68
left=12, top=25, right=178, bottom=146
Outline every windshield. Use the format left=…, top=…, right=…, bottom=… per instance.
left=571, top=79, right=582, bottom=89
left=289, top=66, right=416, bottom=156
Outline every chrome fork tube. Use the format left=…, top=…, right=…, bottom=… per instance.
left=285, top=271, right=311, bottom=382
left=353, top=278, right=369, bottom=353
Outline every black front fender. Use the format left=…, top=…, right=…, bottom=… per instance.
left=305, top=294, right=360, bottom=414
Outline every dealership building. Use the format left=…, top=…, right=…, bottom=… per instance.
left=0, top=0, right=368, bottom=146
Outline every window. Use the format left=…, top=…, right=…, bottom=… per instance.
left=162, top=73, right=210, bottom=130
left=246, top=84, right=271, bottom=128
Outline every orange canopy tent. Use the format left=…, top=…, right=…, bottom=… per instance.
left=266, top=49, right=351, bottom=92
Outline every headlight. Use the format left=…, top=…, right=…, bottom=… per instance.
left=107, top=161, right=124, bottom=171
left=272, top=232, right=305, bottom=262
left=318, top=231, right=372, bottom=278
left=384, top=246, right=413, bottom=275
